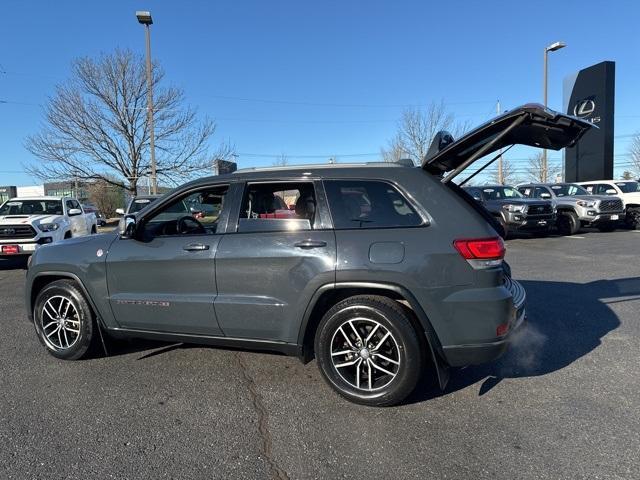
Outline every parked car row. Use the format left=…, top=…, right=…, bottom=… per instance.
left=0, top=196, right=98, bottom=256
left=464, top=180, right=639, bottom=237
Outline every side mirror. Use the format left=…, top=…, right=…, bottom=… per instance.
left=68, top=208, right=82, bottom=216
left=605, top=189, right=617, bottom=195
left=118, top=214, right=137, bottom=238
left=540, top=193, right=552, bottom=199
left=115, top=208, right=125, bottom=215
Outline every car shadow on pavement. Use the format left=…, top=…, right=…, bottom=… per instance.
left=0, top=257, right=28, bottom=270
left=407, top=276, right=639, bottom=404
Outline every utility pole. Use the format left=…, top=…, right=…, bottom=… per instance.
left=497, top=100, right=503, bottom=184
left=542, top=41, right=566, bottom=183
left=136, top=11, right=157, bottom=194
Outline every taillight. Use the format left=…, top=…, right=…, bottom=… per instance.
left=453, top=237, right=505, bottom=269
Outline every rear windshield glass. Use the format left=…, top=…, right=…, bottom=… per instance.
left=0, top=200, right=63, bottom=215
left=325, top=180, right=421, bottom=229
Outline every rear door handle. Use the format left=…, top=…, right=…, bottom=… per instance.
left=294, top=240, right=327, bottom=249
left=183, top=243, right=210, bottom=251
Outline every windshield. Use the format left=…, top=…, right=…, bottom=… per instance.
left=615, top=181, right=640, bottom=193
left=0, top=199, right=63, bottom=216
left=550, top=184, right=589, bottom=197
left=480, top=186, right=523, bottom=200
left=129, top=197, right=159, bottom=213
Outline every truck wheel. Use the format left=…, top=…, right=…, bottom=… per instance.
left=91, top=225, right=97, bottom=234
left=314, top=295, right=424, bottom=407
left=626, top=208, right=640, bottom=230
left=64, top=231, right=72, bottom=239
left=557, top=211, right=580, bottom=236
left=33, top=279, right=97, bottom=360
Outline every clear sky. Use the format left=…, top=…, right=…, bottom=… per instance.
left=1, top=0, right=639, bottom=186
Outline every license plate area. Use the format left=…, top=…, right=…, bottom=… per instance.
left=1, top=245, right=20, bottom=254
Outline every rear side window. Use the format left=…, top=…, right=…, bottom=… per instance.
left=325, top=180, right=421, bottom=229
left=238, top=182, right=316, bottom=233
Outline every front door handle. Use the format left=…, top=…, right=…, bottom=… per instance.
left=294, top=240, right=327, bottom=249
left=183, top=243, right=210, bottom=251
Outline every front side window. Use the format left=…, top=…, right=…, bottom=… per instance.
left=142, top=185, right=228, bottom=237
left=238, top=182, right=316, bottom=233
left=325, top=180, right=421, bottom=229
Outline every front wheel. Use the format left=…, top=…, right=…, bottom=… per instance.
left=314, top=295, right=424, bottom=407
left=557, top=211, right=580, bottom=236
left=626, top=208, right=640, bottom=230
left=33, top=279, right=97, bottom=360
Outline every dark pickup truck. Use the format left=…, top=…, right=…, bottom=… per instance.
left=463, top=185, right=555, bottom=237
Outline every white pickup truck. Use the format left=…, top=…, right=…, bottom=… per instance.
left=0, top=196, right=98, bottom=256
left=578, top=180, right=640, bottom=229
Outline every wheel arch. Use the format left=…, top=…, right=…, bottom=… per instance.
left=28, top=272, right=98, bottom=322
left=298, top=282, right=449, bottom=389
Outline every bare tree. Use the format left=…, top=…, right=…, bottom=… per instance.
left=630, top=132, right=640, bottom=176
left=487, top=157, right=519, bottom=185
left=86, top=176, right=125, bottom=217
left=381, top=101, right=469, bottom=165
left=526, top=151, right=561, bottom=182
left=272, top=153, right=289, bottom=167
left=25, top=49, right=233, bottom=195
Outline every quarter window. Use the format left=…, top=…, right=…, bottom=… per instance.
left=325, top=180, right=421, bottom=229
left=238, top=182, right=316, bottom=233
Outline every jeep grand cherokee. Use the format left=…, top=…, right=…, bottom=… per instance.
left=25, top=104, right=592, bottom=406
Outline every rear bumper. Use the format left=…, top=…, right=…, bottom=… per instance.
left=441, top=277, right=526, bottom=367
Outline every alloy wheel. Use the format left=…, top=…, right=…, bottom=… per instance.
left=40, top=295, right=81, bottom=350
left=330, top=317, right=401, bottom=391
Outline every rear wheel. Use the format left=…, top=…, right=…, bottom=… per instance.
left=314, top=295, right=424, bottom=407
left=557, top=211, right=580, bottom=236
left=33, top=279, right=97, bottom=360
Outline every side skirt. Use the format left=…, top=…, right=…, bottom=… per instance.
left=106, top=327, right=302, bottom=357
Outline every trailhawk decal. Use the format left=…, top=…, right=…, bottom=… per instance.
left=115, top=300, right=171, bottom=307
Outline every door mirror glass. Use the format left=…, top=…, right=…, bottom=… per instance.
left=68, top=208, right=82, bottom=216
left=118, top=215, right=137, bottom=237
left=605, top=189, right=617, bottom=195
left=540, top=192, right=552, bottom=199
left=472, top=195, right=482, bottom=202
left=115, top=208, right=125, bottom=215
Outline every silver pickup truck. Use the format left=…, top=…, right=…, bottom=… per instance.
left=517, top=183, right=624, bottom=235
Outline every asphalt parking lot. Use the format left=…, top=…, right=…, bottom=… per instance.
left=1, top=230, right=639, bottom=480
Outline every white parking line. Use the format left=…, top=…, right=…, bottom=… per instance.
left=565, top=236, right=585, bottom=239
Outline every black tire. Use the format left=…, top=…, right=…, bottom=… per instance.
left=91, top=225, right=97, bottom=234
left=33, top=279, right=97, bottom=360
left=314, top=295, right=424, bottom=407
left=557, top=211, right=580, bottom=236
left=64, top=231, right=72, bottom=239
left=626, top=208, right=640, bottom=230
left=597, top=223, right=616, bottom=232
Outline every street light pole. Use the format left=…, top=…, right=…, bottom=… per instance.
left=136, top=11, right=157, bottom=195
left=542, top=41, right=566, bottom=183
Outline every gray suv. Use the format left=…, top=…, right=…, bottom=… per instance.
left=24, top=104, right=592, bottom=406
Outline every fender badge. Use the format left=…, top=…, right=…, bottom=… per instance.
left=96, top=249, right=104, bottom=257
